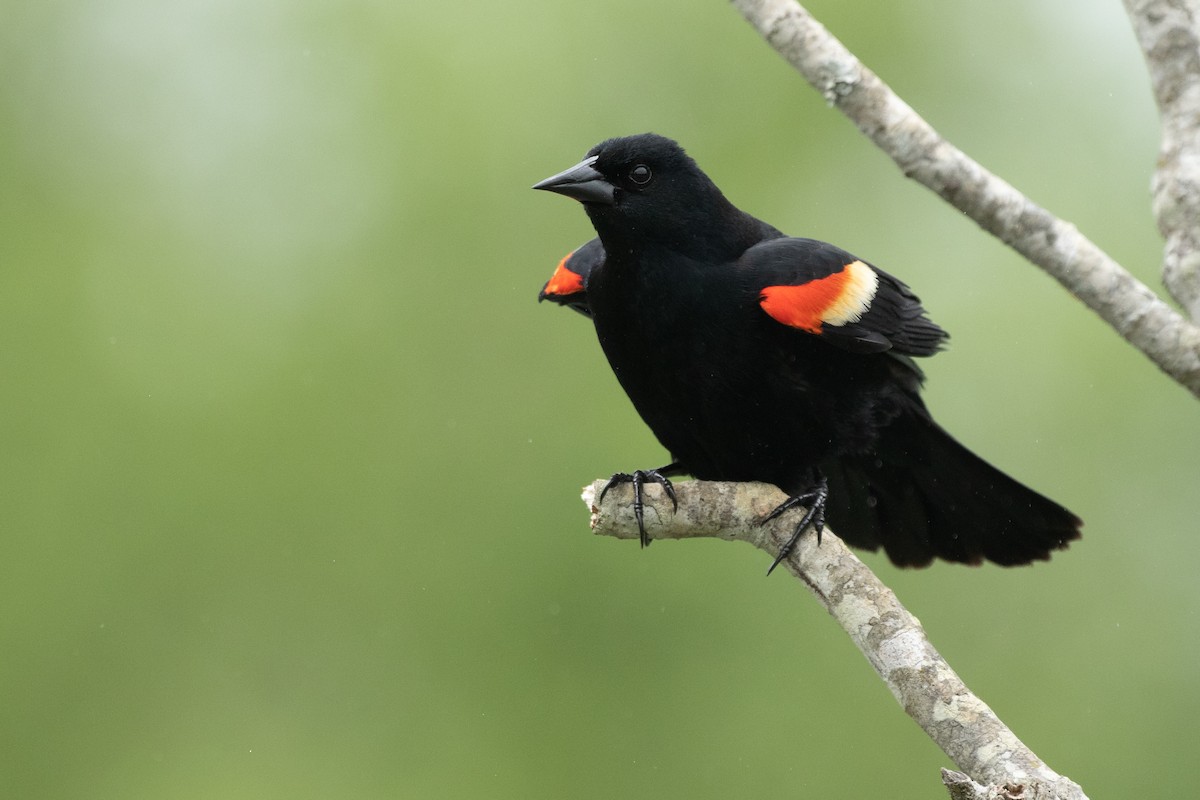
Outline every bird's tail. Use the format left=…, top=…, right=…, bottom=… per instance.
left=824, top=408, right=1081, bottom=567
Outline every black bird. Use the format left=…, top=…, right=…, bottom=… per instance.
left=534, top=133, right=1080, bottom=571
left=538, top=238, right=602, bottom=318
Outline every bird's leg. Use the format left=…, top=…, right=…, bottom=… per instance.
left=759, top=475, right=829, bottom=575
left=599, top=463, right=682, bottom=547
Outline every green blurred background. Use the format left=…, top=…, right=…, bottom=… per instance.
left=2, top=0, right=1196, bottom=796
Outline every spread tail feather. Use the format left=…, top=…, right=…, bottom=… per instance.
left=824, top=410, right=1081, bottom=567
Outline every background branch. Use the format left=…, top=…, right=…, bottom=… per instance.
left=730, top=0, right=1200, bottom=397
left=584, top=479, right=1088, bottom=800
left=1124, top=0, right=1200, bottom=319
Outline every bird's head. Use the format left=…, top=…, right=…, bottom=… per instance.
left=533, top=133, right=748, bottom=258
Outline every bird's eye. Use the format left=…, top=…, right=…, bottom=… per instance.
left=629, top=164, right=652, bottom=185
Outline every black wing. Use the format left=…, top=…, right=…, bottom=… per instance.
left=739, top=237, right=947, bottom=356
left=538, top=238, right=603, bottom=319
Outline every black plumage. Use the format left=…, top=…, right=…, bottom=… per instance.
left=534, top=133, right=1080, bottom=569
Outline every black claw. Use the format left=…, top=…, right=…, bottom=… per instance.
left=760, top=477, right=829, bottom=575
left=598, top=464, right=680, bottom=548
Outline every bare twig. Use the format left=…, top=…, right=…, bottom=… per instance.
left=729, top=0, right=1200, bottom=398
left=1124, top=0, right=1200, bottom=319
left=942, top=769, right=1080, bottom=800
left=584, top=479, right=1088, bottom=800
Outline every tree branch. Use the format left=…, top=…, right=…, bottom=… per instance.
left=584, top=479, right=1088, bottom=800
left=1124, top=0, right=1200, bottom=319
left=729, top=0, right=1200, bottom=398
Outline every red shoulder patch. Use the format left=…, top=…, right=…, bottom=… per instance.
left=759, top=260, right=879, bottom=334
left=543, top=252, right=586, bottom=297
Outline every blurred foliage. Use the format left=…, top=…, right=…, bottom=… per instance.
left=1, top=0, right=1196, bottom=797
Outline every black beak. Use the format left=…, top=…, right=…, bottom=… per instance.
left=532, top=155, right=616, bottom=205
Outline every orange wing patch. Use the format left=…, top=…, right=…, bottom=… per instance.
left=759, top=260, right=879, bottom=334
left=542, top=252, right=586, bottom=297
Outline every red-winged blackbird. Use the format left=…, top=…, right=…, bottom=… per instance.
left=534, top=133, right=1080, bottom=571
left=538, top=238, right=602, bottom=318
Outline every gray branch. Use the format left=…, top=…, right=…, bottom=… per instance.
left=729, top=0, right=1200, bottom=397
left=1124, top=0, right=1200, bottom=319
left=584, top=479, right=1088, bottom=800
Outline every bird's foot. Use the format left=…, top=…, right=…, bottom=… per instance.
left=599, top=464, right=681, bottom=547
left=759, top=477, right=829, bottom=575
